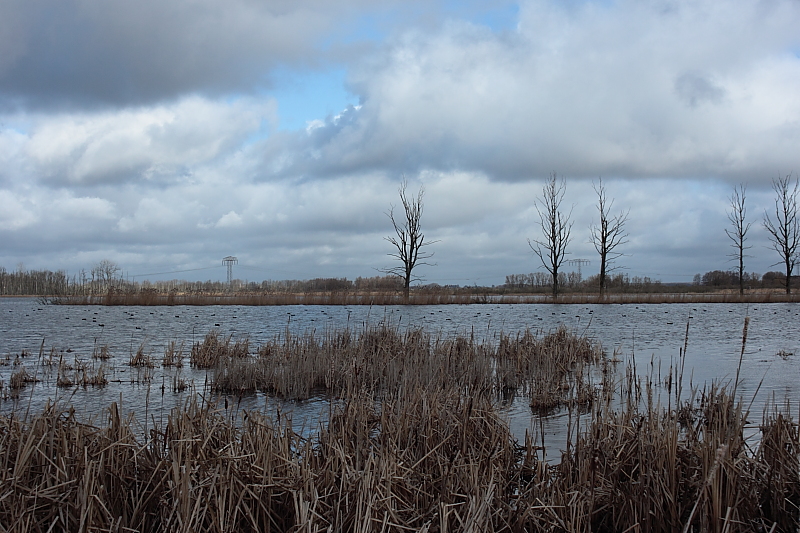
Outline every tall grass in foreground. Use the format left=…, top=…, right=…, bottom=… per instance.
left=0, top=385, right=797, bottom=531
left=2, top=325, right=798, bottom=531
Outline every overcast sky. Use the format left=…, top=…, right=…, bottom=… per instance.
left=1, top=0, right=799, bottom=286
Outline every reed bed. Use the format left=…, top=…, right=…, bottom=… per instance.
left=190, top=331, right=249, bottom=369
left=60, top=291, right=484, bottom=306
left=1, top=380, right=798, bottom=531
left=3, top=325, right=798, bottom=530
left=210, top=325, right=603, bottom=408
left=52, top=288, right=800, bottom=306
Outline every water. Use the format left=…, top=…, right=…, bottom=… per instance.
left=1, top=298, right=799, bottom=449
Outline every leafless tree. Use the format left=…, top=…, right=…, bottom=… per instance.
left=382, top=180, right=436, bottom=300
left=589, top=178, right=629, bottom=296
left=529, top=173, right=573, bottom=298
left=763, top=174, right=800, bottom=294
left=725, top=184, right=752, bottom=295
left=93, top=259, right=121, bottom=291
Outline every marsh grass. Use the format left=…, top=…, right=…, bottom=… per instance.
left=92, top=343, right=111, bottom=360
left=162, top=340, right=184, bottom=368
left=190, top=331, right=249, bottom=369
left=0, top=379, right=797, bottom=531
left=209, top=325, right=603, bottom=406
left=129, top=342, right=155, bottom=368
left=64, top=290, right=484, bottom=306
left=2, top=324, right=798, bottom=530
left=54, top=288, right=800, bottom=306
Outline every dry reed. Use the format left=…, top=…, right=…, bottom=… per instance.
left=54, top=288, right=800, bottom=306
left=128, top=342, right=155, bottom=368
left=210, top=324, right=602, bottom=406
left=2, top=325, right=798, bottom=531
left=162, top=340, right=184, bottom=368
left=1, top=383, right=797, bottom=531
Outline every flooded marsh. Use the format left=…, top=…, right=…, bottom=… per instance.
left=1, top=298, right=800, bottom=530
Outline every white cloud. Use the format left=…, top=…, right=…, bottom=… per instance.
left=216, top=211, right=243, bottom=228
left=51, top=196, right=116, bottom=220
left=22, top=96, right=276, bottom=185
left=271, top=0, right=800, bottom=183
left=0, top=190, right=36, bottom=230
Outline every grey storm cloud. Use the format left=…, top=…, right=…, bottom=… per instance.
left=674, top=72, right=726, bottom=108
left=0, top=0, right=388, bottom=109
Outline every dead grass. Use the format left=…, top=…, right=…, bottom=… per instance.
left=190, top=331, right=249, bottom=369
left=1, top=323, right=797, bottom=530
left=209, top=325, right=603, bottom=405
left=128, top=342, right=155, bottom=368
left=92, top=343, right=111, bottom=360
left=53, top=288, right=800, bottom=306
left=162, top=340, right=184, bottom=368
left=0, top=378, right=797, bottom=531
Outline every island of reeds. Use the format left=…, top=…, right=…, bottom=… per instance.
left=1, top=324, right=798, bottom=532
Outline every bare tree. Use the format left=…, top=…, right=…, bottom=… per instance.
left=382, top=180, right=436, bottom=300
left=529, top=173, right=573, bottom=298
left=763, top=174, right=800, bottom=294
left=94, top=259, right=121, bottom=291
left=725, top=184, right=752, bottom=295
left=589, top=178, right=629, bottom=297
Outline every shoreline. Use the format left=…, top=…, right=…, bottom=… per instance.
left=35, top=289, right=800, bottom=305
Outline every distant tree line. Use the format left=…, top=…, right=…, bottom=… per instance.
left=0, top=267, right=72, bottom=296
left=692, top=270, right=791, bottom=290
left=0, top=265, right=411, bottom=296
left=503, top=269, right=792, bottom=293
left=4, top=173, right=799, bottom=298
left=503, top=272, right=662, bottom=293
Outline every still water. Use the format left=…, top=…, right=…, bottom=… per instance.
left=1, top=298, right=799, bottom=449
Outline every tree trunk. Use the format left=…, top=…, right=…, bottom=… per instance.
left=599, top=252, right=607, bottom=297
left=552, top=267, right=559, bottom=299
left=786, top=261, right=792, bottom=295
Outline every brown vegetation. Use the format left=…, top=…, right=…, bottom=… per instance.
left=46, top=284, right=800, bottom=305
left=1, top=325, right=798, bottom=530
left=209, top=325, right=602, bottom=404
left=0, top=371, right=797, bottom=531
left=162, top=340, right=184, bottom=368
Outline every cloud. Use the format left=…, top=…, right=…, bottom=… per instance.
left=216, top=211, right=243, bottom=229
left=0, top=0, right=375, bottom=108
left=674, top=72, right=726, bottom=108
left=16, top=96, right=276, bottom=186
left=0, top=190, right=36, bottom=230
left=1, top=0, right=799, bottom=285
left=260, top=0, right=800, bottom=183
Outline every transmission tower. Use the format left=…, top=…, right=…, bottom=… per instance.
left=567, top=258, right=590, bottom=281
left=222, top=256, right=238, bottom=285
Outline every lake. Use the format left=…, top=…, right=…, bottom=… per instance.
left=1, top=297, right=799, bottom=451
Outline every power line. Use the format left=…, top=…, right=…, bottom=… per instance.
left=130, top=265, right=222, bottom=278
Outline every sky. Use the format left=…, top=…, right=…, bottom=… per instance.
left=1, top=0, right=799, bottom=286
